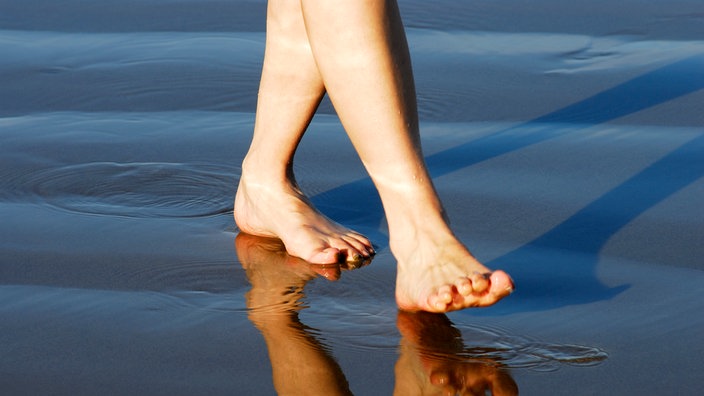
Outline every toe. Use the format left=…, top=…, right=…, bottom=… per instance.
left=455, top=277, right=473, bottom=296
left=345, top=231, right=375, bottom=255
left=470, top=271, right=514, bottom=306
left=325, top=238, right=361, bottom=263
left=341, top=235, right=372, bottom=259
left=489, top=270, right=515, bottom=295
left=304, top=247, right=340, bottom=265
left=429, top=285, right=453, bottom=311
left=469, top=272, right=490, bottom=293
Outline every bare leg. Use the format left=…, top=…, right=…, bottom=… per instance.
left=299, top=0, right=513, bottom=312
left=234, top=0, right=374, bottom=265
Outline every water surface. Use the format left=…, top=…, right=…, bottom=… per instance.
left=1, top=1, right=703, bottom=394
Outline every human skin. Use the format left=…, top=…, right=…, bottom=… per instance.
left=234, top=0, right=513, bottom=312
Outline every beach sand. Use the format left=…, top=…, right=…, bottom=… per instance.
left=1, top=1, right=703, bottom=394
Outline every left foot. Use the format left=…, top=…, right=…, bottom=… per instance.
left=234, top=170, right=375, bottom=265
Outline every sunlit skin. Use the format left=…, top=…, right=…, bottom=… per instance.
left=234, top=0, right=514, bottom=313
left=394, top=311, right=519, bottom=396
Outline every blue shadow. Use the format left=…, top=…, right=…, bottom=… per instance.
left=311, top=54, right=704, bottom=312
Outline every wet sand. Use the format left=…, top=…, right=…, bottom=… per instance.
left=1, top=1, right=703, bottom=394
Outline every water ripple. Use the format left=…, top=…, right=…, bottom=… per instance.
left=453, top=324, right=608, bottom=371
left=8, top=161, right=236, bottom=218
left=315, top=309, right=608, bottom=371
left=117, top=258, right=243, bottom=294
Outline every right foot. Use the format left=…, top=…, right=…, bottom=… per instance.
left=234, top=174, right=374, bottom=265
left=382, top=185, right=514, bottom=313
left=393, top=227, right=514, bottom=313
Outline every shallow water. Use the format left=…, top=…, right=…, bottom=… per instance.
left=1, top=1, right=703, bottom=395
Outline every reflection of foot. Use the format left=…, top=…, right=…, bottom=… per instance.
left=236, top=232, right=318, bottom=316
left=235, top=232, right=354, bottom=396
left=235, top=175, right=375, bottom=265
left=389, top=199, right=514, bottom=313
left=236, top=232, right=350, bottom=315
left=236, top=231, right=371, bottom=314
left=394, top=311, right=518, bottom=396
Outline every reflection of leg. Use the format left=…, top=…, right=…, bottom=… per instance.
left=235, top=233, right=353, bottom=396
left=299, top=0, right=513, bottom=312
left=234, top=0, right=374, bottom=265
left=394, top=311, right=518, bottom=396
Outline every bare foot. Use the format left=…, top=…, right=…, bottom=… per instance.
left=389, top=194, right=514, bottom=313
left=234, top=174, right=375, bottom=265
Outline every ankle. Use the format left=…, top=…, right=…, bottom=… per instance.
left=240, top=154, right=294, bottom=188
left=387, top=207, right=454, bottom=253
left=381, top=184, right=447, bottom=226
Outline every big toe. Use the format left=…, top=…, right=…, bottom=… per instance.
left=489, top=270, right=514, bottom=296
left=303, top=247, right=341, bottom=265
